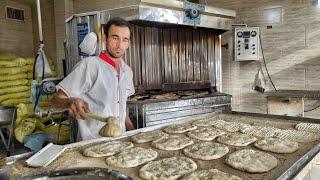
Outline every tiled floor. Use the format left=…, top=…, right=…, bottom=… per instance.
left=301, top=166, right=320, bottom=180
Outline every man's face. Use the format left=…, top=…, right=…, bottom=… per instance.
left=105, top=24, right=130, bottom=58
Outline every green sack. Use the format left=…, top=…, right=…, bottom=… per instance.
left=0, top=86, right=29, bottom=95
left=0, top=91, right=30, bottom=103
left=14, top=118, right=36, bottom=143
left=0, top=52, right=17, bottom=60
left=0, top=58, right=27, bottom=67
left=1, top=98, right=30, bottom=107
left=0, top=79, right=28, bottom=88
left=0, top=66, right=31, bottom=75
left=0, top=73, right=28, bottom=81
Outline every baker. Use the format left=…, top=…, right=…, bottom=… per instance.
left=51, top=17, right=135, bottom=141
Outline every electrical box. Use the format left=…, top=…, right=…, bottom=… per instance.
left=235, top=27, right=259, bottom=61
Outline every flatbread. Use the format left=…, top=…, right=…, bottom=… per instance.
left=163, top=123, right=197, bottom=134
left=212, top=120, right=240, bottom=132
left=237, top=123, right=252, bottom=131
left=191, top=118, right=219, bottom=127
left=152, top=135, right=194, bottom=151
left=183, top=142, right=229, bottom=160
left=151, top=92, right=180, bottom=100
left=240, top=125, right=281, bottom=138
left=275, top=129, right=320, bottom=143
left=181, top=169, right=242, bottom=180
left=254, top=137, right=299, bottom=154
left=82, top=141, right=133, bottom=157
left=139, top=156, right=197, bottom=180
left=295, top=122, right=320, bottom=133
left=106, top=147, right=157, bottom=168
left=217, top=132, right=257, bottom=146
left=131, top=130, right=169, bottom=143
left=187, top=127, right=225, bottom=141
left=226, top=149, right=278, bottom=173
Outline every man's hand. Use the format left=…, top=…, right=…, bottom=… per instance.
left=125, top=116, right=135, bottom=131
left=68, top=97, right=89, bottom=119
left=51, top=90, right=89, bottom=120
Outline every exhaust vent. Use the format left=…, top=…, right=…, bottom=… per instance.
left=6, top=6, right=25, bottom=21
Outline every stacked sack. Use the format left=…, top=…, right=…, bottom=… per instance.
left=0, top=52, right=69, bottom=145
left=0, top=52, right=30, bottom=106
left=15, top=103, right=70, bottom=145
left=0, top=52, right=57, bottom=107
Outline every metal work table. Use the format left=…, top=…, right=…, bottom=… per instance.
left=266, top=90, right=320, bottom=99
left=2, top=111, right=320, bottom=180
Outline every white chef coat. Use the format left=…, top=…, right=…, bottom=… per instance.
left=57, top=52, right=135, bottom=140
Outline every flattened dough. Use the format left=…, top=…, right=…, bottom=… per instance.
left=240, top=126, right=281, bottom=138
left=211, top=120, right=240, bottom=132
left=295, top=122, right=320, bottom=133
left=226, top=149, right=278, bottom=173
left=163, top=123, right=197, bottom=134
left=217, top=132, right=257, bottom=146
left=106, top=147, right=157, bottom=168
left=187, top=127, right=225, bottom=141
left=83, top=141, right=133, bottom=157
left=275, top=129, right=320, bottom=143
left=181, top=169, right=242, bottom=180
left=131, top=130, right=169, bottom=143
left=152, top=136, right=194, bottom=151
left=139, top=156, right=197, bottom=180
left=183, top=142, right=229, bottom=160
left=254, top=137, right=299, bottom=154
left=192, top=118, right=219, bottom=127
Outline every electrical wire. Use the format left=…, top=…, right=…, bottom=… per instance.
left=259, top=34, right=278, bottom=91
left=259, top=32, right=320, bottom=112
left=304, top=101, right=320, bottom=112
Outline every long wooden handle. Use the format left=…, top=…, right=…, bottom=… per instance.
left=86, top=113, right=108, bottom=122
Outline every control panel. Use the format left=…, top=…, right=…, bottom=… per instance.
left=235, top=27, right=259, bottom=61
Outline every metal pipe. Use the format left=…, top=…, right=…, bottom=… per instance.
left=215, top=35, right=222, bottom=92
left=36, top=0, right=43, bottom=43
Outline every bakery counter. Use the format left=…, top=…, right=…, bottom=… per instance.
left=3, top=112, right=320, bottom=180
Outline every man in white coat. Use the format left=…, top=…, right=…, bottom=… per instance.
left=52, top=17, right=135, bottom=141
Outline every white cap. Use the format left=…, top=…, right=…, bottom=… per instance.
left=79, top=32, right=97, bottom=55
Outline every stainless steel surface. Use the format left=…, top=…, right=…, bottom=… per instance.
left=215, top=35, right=222, bottom=92
left=0, top=107, right=16, bottom=154
left=128, top=93, right=232, bottom=128
left=5, top=112, right=320, bottom=180
left=124, top=24, right=221, bottom=91
left=1, top=151, right=35, bottom=180
left=20, top=167, right=132, bottom=180
left=227, top=111, right=320, bottom=180
left=278, top=143, right=320, bottom=180
left=0, top=107, right=15, bottom=126
left=65, top=112, right=218, bottom=149
left=140, top=0, right=236, bottom=18
left=25, top=143, right=67, bottom=167
left=5, top=151, right=35, bottom=165
left=266, top=90, right=320, bottom=99
left=95, top=0, right=235, bottom=29
left=228, top=111, right=320, bottom=123
left=136, top=4, right=234, bottom=30
left=65, top=1, right=235, bottom=93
